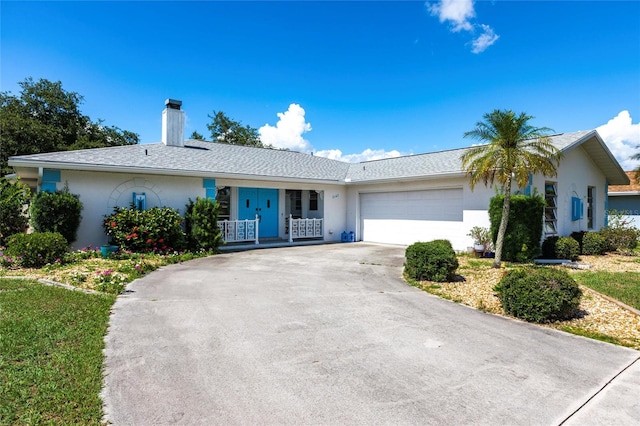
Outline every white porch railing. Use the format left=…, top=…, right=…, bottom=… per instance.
left=288, top=214, right=323, bottom=242
left=218, top=215, right=259, bottom=244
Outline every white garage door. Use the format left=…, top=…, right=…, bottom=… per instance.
left=360, top=189, right=463, bottom=245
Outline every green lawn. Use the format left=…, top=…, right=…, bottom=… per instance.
left=0, top=278, right=116, bottom=425
left=572, top=271, right=640, bottom=310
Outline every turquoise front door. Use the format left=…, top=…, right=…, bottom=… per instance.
left=238, top=188, right=279, bottom=238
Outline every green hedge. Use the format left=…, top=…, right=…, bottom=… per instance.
left=489, top=194, right=545, bottom=262
left=4, top=232, right=68, bottom=268
left=30, top=187, right=83, bottom=244
left=494, top=268, right=582, bottom=323
left=404, top=240, right=458, bottom=282
left=582, top=232, right=607, bottom=255
left=184, top=197, right=222, bottom=251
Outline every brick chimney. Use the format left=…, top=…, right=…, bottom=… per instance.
left=162, top=99, right=184, bottom=147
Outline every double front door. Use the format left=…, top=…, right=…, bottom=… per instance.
left=238, top=188, right=279, bottom=238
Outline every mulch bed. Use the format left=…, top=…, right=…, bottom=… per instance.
left=415, top=254, right=640, bottom=350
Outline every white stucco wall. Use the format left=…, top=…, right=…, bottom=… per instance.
left=59, top=170, right=205, bottom=249
left=534, top=145, right=607, bottom=236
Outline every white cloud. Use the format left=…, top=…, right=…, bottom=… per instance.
left=427, top=0, right=499, bottom=53
left=259, top=104, right=312, bottom=152
left=427, top=0, right=474, bottom=32
left=596, top=110, right=640, bottom=171
left=471, top=24, right=499, bottom=54
left=315, top=148, right=403, bottom=163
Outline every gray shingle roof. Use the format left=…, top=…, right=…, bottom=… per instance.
left=9, top=140, right=351, bottom=182
left=9, top=130, right=627, bottom=185
left=343, top=130, right=597, bottom=183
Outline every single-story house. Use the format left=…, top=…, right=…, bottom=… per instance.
left=608, top=171, right=640, bottom=228
left=7, top=100, right=629, bottom=251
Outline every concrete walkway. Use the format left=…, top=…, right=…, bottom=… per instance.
left=102, top=243, right=639, bottom=425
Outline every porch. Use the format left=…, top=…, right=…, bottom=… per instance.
left=217, top=215, right=324, bottom=245
left=219, top=238, right=335, bottom=253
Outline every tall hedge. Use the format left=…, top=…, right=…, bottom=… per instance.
left=489, top=194, right=545, bottom=262
left=29, top=186, right=83, bottom=244
left=184, top=197, right=222, bottom=251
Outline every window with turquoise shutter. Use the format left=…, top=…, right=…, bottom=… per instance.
left=41, top=169, right=61, bottom=192
left=571, top=197, right=583, bottom=221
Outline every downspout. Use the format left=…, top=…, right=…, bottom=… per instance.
left=37, top=167, right=43, bottom=192
left=604, top=179, right=609, bottom=227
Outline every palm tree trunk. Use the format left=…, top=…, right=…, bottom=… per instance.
left=493, top=179, right=512, bottom=268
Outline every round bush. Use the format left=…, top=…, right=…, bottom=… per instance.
left=5, top=232, right=68, bottom=268
left=555, top=237, right=580, bottom=261
left=404, top=239, right=458, bottom=282
left=494, top=268, right=582, bottom=323
left=30, top=188, right=83, bottom=244
left=600, top=227, right=639, bottom=253
left=581, top=232, right=607, bottom=255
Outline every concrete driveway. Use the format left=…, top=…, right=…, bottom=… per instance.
left=102, top=243, right=639, bottom=425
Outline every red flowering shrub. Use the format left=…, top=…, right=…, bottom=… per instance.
left=103, top=205, right=185, bottom=253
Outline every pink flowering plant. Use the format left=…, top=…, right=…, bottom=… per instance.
left=103, top=205, right=186, bottom=253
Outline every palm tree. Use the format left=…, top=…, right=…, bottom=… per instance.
left=461, top=109, right=561, bottom=268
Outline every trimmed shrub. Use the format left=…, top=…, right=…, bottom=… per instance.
left=30, top=186, right=83, bottom=244
left=4, top=232, right=68, bottom=268
left=184, top=197, right=222, bottom=251
left=103, top=205, right=185, bottom=253
left=555, top=237, right=580, bottom=261
left=582, top=232, right=607, bottom=255
left=600, top=227, right=639, bottom=253
left=489, top=194, right=545, bottom=262
left=541, top=236, right=580, bottom=261
left=404, top=239, right=458, bottom=282
left=494, top=268, right=582, bottom=323
left=0, top=177, right=30, bottom=247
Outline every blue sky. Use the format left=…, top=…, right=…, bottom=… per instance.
left=2, top=1, right=639, bottom=167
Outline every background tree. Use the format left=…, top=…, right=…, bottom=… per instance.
left=0, top=77, right=139, bottom=174
left=461, top=109, right=561, bottom=268
left=0, top=177, right=31, bottom=247
left=206, top=110, right=265, bottom=147
left=189, top=130, right=205, bottom=140
left=632, top=150, right=640, bottom=183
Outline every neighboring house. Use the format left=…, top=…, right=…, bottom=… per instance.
left=608, top=171, right=640, bottom=228
left=8, top=100, right=629, bottom=251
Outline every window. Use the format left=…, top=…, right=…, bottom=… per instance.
left=544, top=182, right=557, bottom=235
left=41, top=169, right=61, bottom=193
left=216, top=186, right=231, bottom=221
left=133, top=192, right=146, bottom=210
left=309, top=191, right=318, bottom=211
left=587, top=186, right=595, bottom=229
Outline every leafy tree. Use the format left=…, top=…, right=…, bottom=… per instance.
left=461, top=109, right=561, bottom=268
left=190, top=130, right=205, bottom=140
left=0, top=77, right=139, bottom=174
left=206, top=110, right=265, bottom=147
left=632, top=151, right=640, bottom=183
left=0, top=177, right=30, bottom=247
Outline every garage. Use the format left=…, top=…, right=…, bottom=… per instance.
left=359, top=188, right=464, bottom=245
